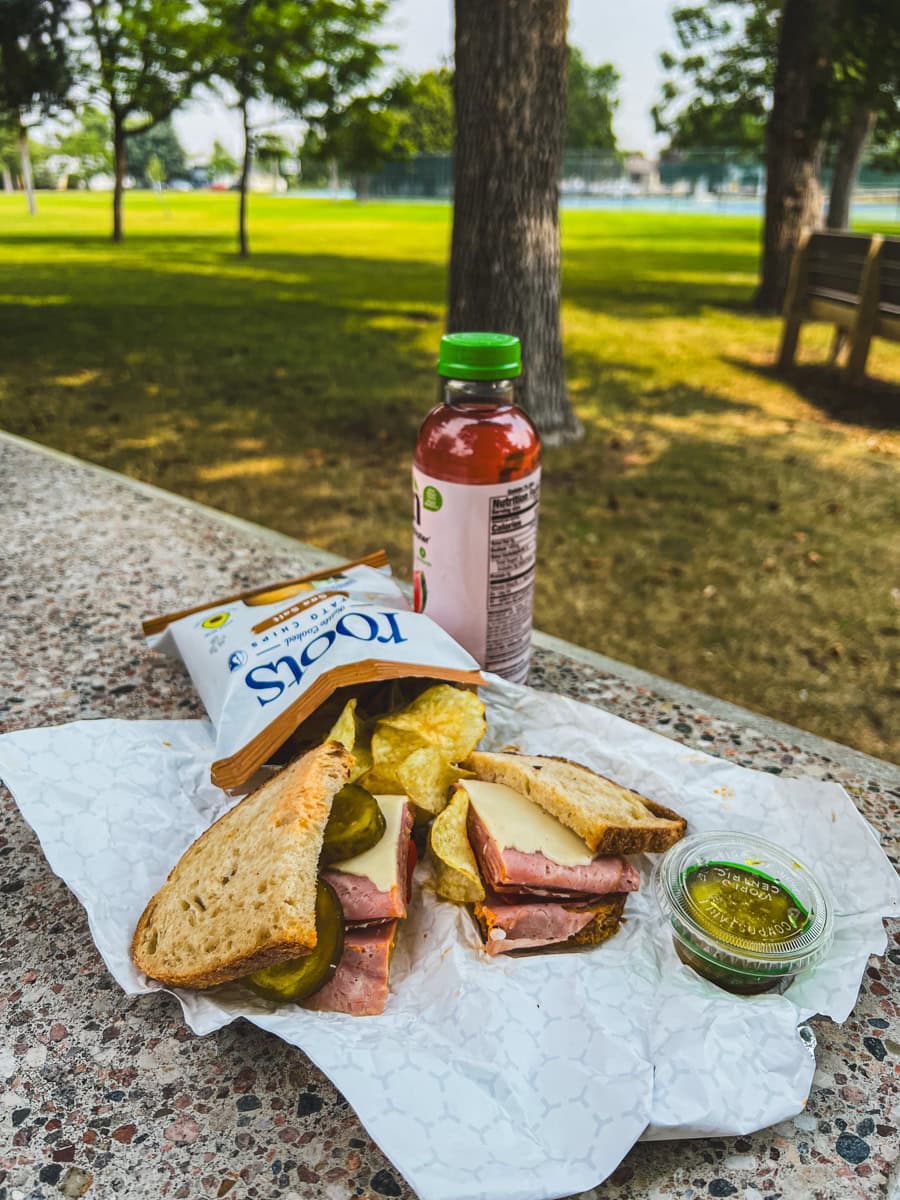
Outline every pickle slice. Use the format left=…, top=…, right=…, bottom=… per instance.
left=320, top=784, right=386, bottom=866
left=245, top=881, right=344, bottom=1003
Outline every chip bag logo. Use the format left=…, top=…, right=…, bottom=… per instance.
left=202, top=612, right=231, bottom=630
left=245, top=610, right=409, bottom=708
left=228, top=650, right=248, bottom=672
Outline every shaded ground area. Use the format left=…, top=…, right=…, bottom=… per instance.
left=1, top=193, right=898, bottom=760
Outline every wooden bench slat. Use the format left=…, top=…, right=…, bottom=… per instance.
left=778, top=230, right=898, bottom=381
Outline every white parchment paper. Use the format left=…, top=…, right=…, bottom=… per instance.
left=1, top=675, right=897, bottom=1200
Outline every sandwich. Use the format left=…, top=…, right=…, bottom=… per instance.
left=430, top=750, right=687, bottom=955
left=131, top=741, right=414, bottom=1015
left=307, top=792, right=415, bottom=1015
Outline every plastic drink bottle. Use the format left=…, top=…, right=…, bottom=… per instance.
left=412, top=332, right=541, bottom=684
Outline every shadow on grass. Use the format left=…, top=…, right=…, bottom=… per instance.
left=562, top=229, right=760, bottom=319
left=565, top=346, right=764, bottom=425
left=726, top=357, right=900, bottom=430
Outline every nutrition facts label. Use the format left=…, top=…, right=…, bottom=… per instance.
left=413, top=465, right=541, bottom=684
left=486, top=474, right=540, bottom=681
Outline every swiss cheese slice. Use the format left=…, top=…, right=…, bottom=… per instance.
left=329, top=795, right=408, bottom=892
left=459, top=780, right=595, bottom=867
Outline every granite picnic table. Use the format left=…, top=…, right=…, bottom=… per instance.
left=1, top=430, right=897, bottom=1200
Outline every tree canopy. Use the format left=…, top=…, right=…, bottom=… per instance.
left=652, top=1, right=777, bottom=153
left=566, top=48, right=619, bottom=151
left=0, top=0, right=72, bottom=126
left=79, top=0, right=214, bottom=237
left=654, top=0, right=900, bottom=157
left=127, top=118, right=187, bottom=184
left=205, top=0, right=388, bottom=252
left=55, top=105, right=114, bottom=182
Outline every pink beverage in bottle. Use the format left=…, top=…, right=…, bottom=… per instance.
left=413, top=332, right=541, bottom=684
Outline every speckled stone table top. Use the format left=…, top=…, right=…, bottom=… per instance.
left=1, top=433, right=897, bottom=1200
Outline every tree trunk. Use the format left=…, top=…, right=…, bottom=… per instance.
left=112, top=114, right=127, bottom=242
left=18, top=122, right=36, bottom=216
left=756, top=0, right=838, bottom=313
left=1, top=164, right=12, bottom=193
left=238, top=98, right=251, bottom=258
left=449, top=0, right=579, bottom=442
left=827, top=102, right=876, bottom=231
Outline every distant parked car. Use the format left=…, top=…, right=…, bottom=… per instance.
left=167, top=179, right=193, bottom=192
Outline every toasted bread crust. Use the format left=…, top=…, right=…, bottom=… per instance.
left=131, top=741, right=352, bottom=990
left=464, top=750, right=686, bottom=854
left=567, top=893, right=627, bottom=945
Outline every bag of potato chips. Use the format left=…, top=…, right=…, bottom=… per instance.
left=143, top=551, right=485, bottom=790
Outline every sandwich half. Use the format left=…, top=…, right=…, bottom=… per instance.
left=132, top=741, right=413, bottom=1014
left=434, top=751, right=686, bottom=955
left=308, top=794, right=415, bottom=1015
left=132, top=740, right=352, bottom=989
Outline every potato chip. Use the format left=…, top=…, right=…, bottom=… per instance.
left=326, top=698, right=373, bottom=783
left=395, top=745, right=474, bottom=816
left=377, top=685, right=486, bottom=762
left=327, top=698, right=358, bottom=752
left=429, top=788, right=485, bottom=903
left=369, top=724, right=430, bottom=792
left=358, top=769, right=406, bottom=795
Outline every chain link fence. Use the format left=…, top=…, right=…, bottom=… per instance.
left=361, top=149, right=900, bottom=217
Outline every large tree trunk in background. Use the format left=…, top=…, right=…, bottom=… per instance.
left=2, top=165, right=13, bottom=193
left=449, top=0, right=580, bottom=442
left=112, top=114, right=126, bottom=242
left=18, top=121, right=36, bottom=216
left=827, top=103, right=876, bottom=231
left=238, top=97, right=251, bottom=257
left=757, top=0, right=838, bottom=312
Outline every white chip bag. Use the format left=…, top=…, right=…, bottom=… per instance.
left=143, top=550, right=484, bottom=789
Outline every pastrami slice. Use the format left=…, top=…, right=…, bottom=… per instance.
left=467, top=803, right=640, bottom=895
left=322, top=798, right=414, bottom=922
left=305, top=921, right=399, bottom=1015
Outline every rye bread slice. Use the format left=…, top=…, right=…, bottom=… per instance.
left=463, top=750, right=686, bottom=855
left=131, top=740, right=352, bottom=989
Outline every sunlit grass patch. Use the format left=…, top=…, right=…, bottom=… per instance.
left=1, top=191, right=898, bottom=760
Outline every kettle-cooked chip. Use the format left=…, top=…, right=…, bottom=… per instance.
left=327, top=698, right=373, bottom=782
left=377, top=685, right=486, bottom=762
left=357, top=769, right=406, bottom=795
left=371, top=723, right=429, bottom=770
left=396, top=745, right=474, bottom=816
left=429, top=788, right=485, bottom=902
left=331, top=685, right=486, bottom=815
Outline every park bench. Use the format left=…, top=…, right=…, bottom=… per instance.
left=777, top=229, right=900, bottom=382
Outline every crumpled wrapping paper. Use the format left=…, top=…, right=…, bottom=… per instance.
left=1, top=674, right=897, bottom=1200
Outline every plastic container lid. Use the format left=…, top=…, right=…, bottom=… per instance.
left=437, top=332, right=522, bottom=380
left=654, top=832, right=834, bottom=993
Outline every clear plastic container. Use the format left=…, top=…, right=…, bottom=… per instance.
left=654, top=832, right=834, bottom=995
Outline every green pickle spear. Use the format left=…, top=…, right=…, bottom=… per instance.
left=319, top=784, right=386, bottom=866
left=246, top=881, right=344, bottom=1004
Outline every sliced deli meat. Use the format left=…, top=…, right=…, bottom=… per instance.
left=322, top=796, right=414, bottom=922
left=305, top=921, right=398, bottom=1015
left=464, top=784, right=640, bottom=896
left=474, top=892, right=628, bottom=956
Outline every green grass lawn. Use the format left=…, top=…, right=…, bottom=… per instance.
left=1, top=191, right=898, bottom=761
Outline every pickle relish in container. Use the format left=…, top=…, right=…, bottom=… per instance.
left=654, top=832, right=834, bottom=995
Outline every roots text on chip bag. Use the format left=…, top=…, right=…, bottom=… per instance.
left=143, top=551, right=486, bottom=790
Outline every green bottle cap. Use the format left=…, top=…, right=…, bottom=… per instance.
left=437, top=332, right=522, bottom=380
